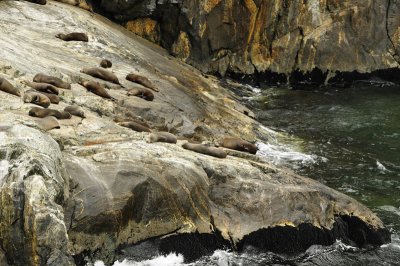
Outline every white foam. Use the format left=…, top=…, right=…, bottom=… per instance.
left=256, top=141, right=323, bottom=168
left=0, top=160, right=9, bottom=182
left=93, top=253, right=185, bottom=266
left=379, top=205, right=400, bottom=217
left=377, top=161, right=388, bottom=173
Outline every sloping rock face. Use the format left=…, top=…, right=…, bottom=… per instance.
left=92, top=0, right=400, bottom=84
left=0, top=1, right=391, bottom=265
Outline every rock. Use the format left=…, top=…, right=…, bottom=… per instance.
left=0, top=1, right=391, bottom=265
left=94, top=0, right=400, bottom=85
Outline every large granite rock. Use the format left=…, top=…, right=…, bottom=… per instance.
left=0, top=1, right=391, bottom=265
left=90, top=0, right=400, bottom=84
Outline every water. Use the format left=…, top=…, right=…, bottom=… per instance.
left=97, top=83, right=400, bottom=265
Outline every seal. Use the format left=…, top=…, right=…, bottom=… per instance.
left=36, top=117, right=60, bottom=131
left=78, top=80, right=114, bottom=99
left=25, top=0, right=47, bottom=4
left=127, top=87, right=154, bottom=101
left=23, top=81, right=59, bottom=95
left=81, top=67, right=121, bottom=85
left=114, top=116, right=150, bottom=128
left=23, top=91, right=51, bottom=108
left=221, top=137, right=258, bottom=154
left=182, top=143, right=227, bottom=158
left=117, top=121, right=151, bottom=133
left=148, top=132, right=177, bottom=144
left=26, top=89, right=59, bottom=104
left=100, top=59, right=112, bottom=69
left=126, top=73, right=159, bottom=92
left=55, top=32, right=88, bottom=42
left=64, top=105, right=85, bottom=118
left=29, top=107, right=72, bottom=119
left=0, top=78, right=21, bottom=97
left=33, top=73, right=71, bottom=90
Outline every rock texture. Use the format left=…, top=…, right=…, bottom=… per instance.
left=0, top=1, right=390, bottom=266
left=90, top=0, right=400, bottom=84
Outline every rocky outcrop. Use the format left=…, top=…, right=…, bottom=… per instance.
left=90, top=0, right=400, bottom=85
left=0, top=1, right=391, bottom=265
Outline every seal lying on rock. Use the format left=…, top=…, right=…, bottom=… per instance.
left=182, top=143, right=227, bottom=158
left=35, top=116, right=60, bottom=131
left=56, top=32, right=88, bottom=42
left=114, top=116, right=150, bottom=128
left=127, top=87, right=154, bottom=101
left=25, top=0, right=47, bottom=4
left=221, top=137, right=258, bottom=154
left=81, top=67, right=121, bottom=85
left=29, top=107, right=71, bottom=119
left=64, top=105, right=85, bottom=118
left=23, top=81, right=59, bottom=95
left=126, top=73, right=159, bottom=92
left=117, top=121, right=151, bottom=133
left=0, top=78, right=21, bottom=97
left=33, top=73, right=71, bottom=89
left=26, top=89, right=59, bottom=104
left=100, top=59, right=112, bottom=68
left=23, top=91, right=50, bottom=108
left=149, top=132, right=177, bottom=144
left=79, top=80, right=114, bottom=100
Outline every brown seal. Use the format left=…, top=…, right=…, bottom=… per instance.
left=81, top=67, right=121, bottom=85
left=221, top=137, right=258, bottom=154
left=148, top=132, right=177, bottom=144
left=55, top=32, right=88, bottom=42
left=26, top=89, right=59, bottom=104
left=23, top=91, right=51, bottom=108
left=113, top=116, right=150, bottom=128
left=118, top=121, right=151, bottom=133
left=100, top=59, right=112, bottom=68
left=64, top=105, right=85, bottom=118
left=78, top=80, right=114, bottom=99
left=126, top=73, right=159, bottom=92
left=29, top=107, right=72, bottom=119
left=36, top=117, right=60, bottom=131
left=25, top=0, right=47, bottom=4
left=127, top=87, right=154, bottom=101
left=0, top=78, right=21, bottom=97
left=182, top=143, right=227, bottom=158
left=23, top=81, right=59, bottom=95
left=33, top=73, right=71, bottom=90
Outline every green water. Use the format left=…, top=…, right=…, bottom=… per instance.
left=254, top=84, right=400, bottom=232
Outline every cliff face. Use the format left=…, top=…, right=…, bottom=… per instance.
left=93, top=0, right=400, bottom=84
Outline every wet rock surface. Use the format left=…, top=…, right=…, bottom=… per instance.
left=90, top=0, right=400, bottom=85
left=0, top=1, right=391, bottom=265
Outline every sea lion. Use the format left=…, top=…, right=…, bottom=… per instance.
left=118, top=121, right=151, bottom=133
left=36, top=117, right=60, bottom=131
left=113, top=116, right=150, bottom=128
left=29, top=107, right=71, bottom=119
left=23, top=91, right=51, bottom=108
left=33, top=73, right=71, bottom=90
left=126, top=73, right=159, bottom=92
left=100, top=59, right=112, bottom=68
left=148, top=132, right=177, bottom=144
left=26, top=89, right=59, bottom=104
left=0, top=78, right=21, bottom=97
left=81, top=67, right=121, bottom=85
left=23, top=81, right=59, bottom=95
left=64, top=105, right=85, bottom=118
left=78, top=80, right=114, bottom=99
left=55, top=32, right=88, bottom=42
left=127, top=87, right=154, bottom=101
left=25, top=0, right=47, bottom=4
left=182, top=143, right=227, bottom=159
left=221, top=137, right=258, bottom=155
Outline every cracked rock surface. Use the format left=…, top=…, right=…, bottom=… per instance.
left=0, top=1, right=391, bottom=265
